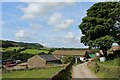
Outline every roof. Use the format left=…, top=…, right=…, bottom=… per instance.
left=52, top=50, right=86, bottom=56
left=39, top=55, right=59, bottom=61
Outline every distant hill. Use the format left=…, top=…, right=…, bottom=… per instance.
left=0, top=40, right=44, bottom=49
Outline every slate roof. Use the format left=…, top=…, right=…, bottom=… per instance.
left=39, top=55, right=59, bottom=61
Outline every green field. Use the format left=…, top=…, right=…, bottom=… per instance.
left=21, top=49, right=49, bottom=54
left=2, top=67, right=63, bottom=78
left=0, top=47, right=23, bottom=52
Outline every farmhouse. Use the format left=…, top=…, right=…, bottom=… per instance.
left=27, top=55, right=61, bottom=68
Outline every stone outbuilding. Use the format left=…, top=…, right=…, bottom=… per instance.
left=27, top=55, right=61, bottom=68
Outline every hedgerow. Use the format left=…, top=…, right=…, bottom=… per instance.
left=87, top=59, right=120, bottom=78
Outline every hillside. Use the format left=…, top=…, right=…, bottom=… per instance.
left=0, top=40, right=44, bottom=49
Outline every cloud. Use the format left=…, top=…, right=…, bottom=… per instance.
left=65, top=32, right=75, bottom=40
left=3, top=0, right=120, bottom=2
left=0, top=20, right=5, bottom=25
left=41, top=43, right=50, bottom=47
left=15, top=29, right=30, bottom=41
left=20, top=3, right=62, bottom=19
left=48, top=13, right=74, bottom=31
left=65, top=32, right=80, bottom=43
left=55, top=19, right=74, bottom=31
left=47, top=33, right=85, bottom=48
left=20, top=2, right=75, bottom=20
left=48, top=13, right=62, bottom=25
left=16, top=4, right=25, bottom=9
left=63, top=32, right=87, bottom=48
left=19, top=0, right=76, bottom=2
left=30, top=23, right=41, bottom=29
left=20, top=3, right=42, bottom=19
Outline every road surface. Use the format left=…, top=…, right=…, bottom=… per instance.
left=72, top=62, right=97, bottom=78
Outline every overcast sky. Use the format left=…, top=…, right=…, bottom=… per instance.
left=1, top=0, right=118, bottom=48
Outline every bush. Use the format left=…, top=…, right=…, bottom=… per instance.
left=61, top=56, right=75, bottom=64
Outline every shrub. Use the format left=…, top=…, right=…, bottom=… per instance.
left=61, top=56, right=75, bottom=64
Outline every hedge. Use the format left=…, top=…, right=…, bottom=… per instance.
left=87, top=61, right=120, bottom=78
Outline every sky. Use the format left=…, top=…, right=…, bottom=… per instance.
left=1, top=0, right=119, bottom=48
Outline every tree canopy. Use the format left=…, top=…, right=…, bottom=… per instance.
left=79, top=2, right=120, bottom=56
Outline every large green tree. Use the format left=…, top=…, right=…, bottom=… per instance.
left=79, top=2, right=120, bottom=57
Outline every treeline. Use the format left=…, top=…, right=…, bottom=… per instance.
left=0, top=40, right=44, bottom=49
left=2, top=51, right=34, bottom=62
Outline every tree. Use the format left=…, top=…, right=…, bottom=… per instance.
left=79, top=2, right=120, bottom=57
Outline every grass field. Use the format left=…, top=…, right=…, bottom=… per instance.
left=0, top=47, right=23, bottom=52
left=21, top=49, right=49, bottom=54
left=2, top=67, right=63, bottom=78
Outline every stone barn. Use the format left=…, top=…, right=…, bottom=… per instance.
left=27, top=55, right=61, bottom=68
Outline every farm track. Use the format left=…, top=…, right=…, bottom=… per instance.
left=72, top=62, right=98, bottom=79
